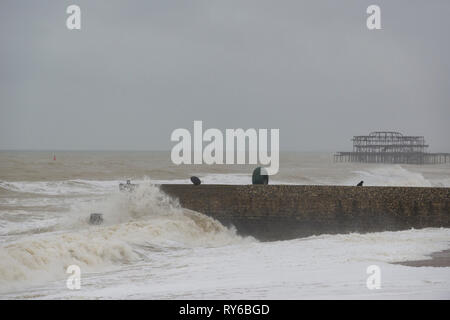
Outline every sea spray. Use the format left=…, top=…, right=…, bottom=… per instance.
left=350, top=165, right=433, bottom=187
left=0, top=181, right=252, bottom=290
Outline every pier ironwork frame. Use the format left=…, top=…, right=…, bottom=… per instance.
left=334, top=131, right=450, bottom=164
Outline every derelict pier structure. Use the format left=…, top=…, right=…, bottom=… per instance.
left=334, top=131, right=449, bottom=164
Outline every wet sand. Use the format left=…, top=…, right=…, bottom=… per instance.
left=393, top=249, right=450, bottom=267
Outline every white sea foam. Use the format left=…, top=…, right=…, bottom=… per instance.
left=350, top=165, right=434, bottom=187
left=0, top=182, right=251, bottom=291
left=0, top=152, right=449, bottom=298
left=0, top=180, right=118, bottom=196
left=3, top=228, right=448, bottom=299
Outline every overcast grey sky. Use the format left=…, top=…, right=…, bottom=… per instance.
left=1, top=1, right=449, bottom=151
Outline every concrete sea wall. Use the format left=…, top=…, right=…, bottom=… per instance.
left=160, top=185, right=450, bottom=241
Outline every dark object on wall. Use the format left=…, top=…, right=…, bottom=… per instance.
left=89, top=213, right=103, bottom=225
left=357, top=181, right=364, bottom=186
left=252, top=167, right=269, bottom=185
left=119, top=180, right=138, bottom=192
left=190, top=176, right=201, bottom=185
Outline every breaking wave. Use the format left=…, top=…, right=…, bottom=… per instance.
left=349, top=165, right=434, bottom=187
left=0, top=182, right=252, bottom=290
left=0, top=180, right=118, bottom=196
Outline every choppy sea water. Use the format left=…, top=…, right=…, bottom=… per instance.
left=0, top=151, right=449, bottom=299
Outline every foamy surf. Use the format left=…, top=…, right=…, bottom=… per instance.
left=350, top=165, right=434, bottom=187
left=2, top=228, right=449, bottom=299
left=0, top=182, right=253, bottom=291
left=0, top=180, right=118, bottom=196
left=0, top=151, right=449, bottom=299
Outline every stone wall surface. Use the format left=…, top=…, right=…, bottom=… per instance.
left=160, top=184, right=450, bottom=241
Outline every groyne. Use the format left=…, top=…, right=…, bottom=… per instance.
left=160, top=185, right=450, bottom=241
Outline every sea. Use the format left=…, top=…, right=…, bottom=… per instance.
left=0, top=151, right=449, bottom=299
